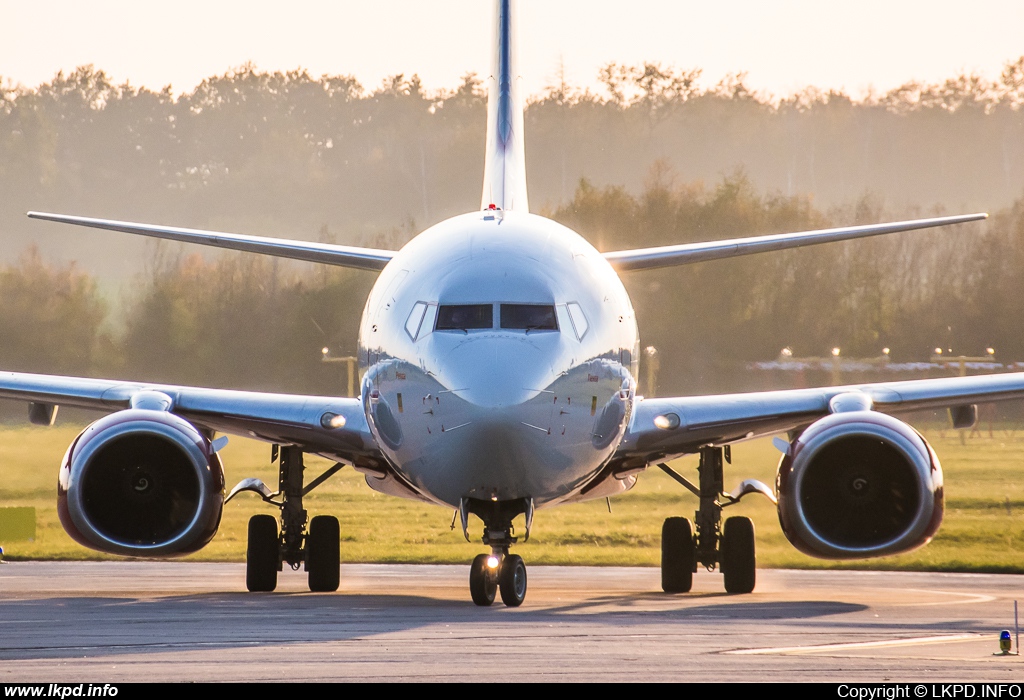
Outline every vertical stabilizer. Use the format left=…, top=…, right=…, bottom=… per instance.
left=481, top=0, right=528, bottom=212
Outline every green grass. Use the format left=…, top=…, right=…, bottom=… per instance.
left=1, top=423, right=1023, bottom=571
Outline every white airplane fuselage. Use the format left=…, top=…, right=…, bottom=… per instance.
left=358, top=210, right=639, bottom=508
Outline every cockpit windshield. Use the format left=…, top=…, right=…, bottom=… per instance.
left=435, top=304, right=494, bottom=330
left=500, top=304, right=558, bottom=331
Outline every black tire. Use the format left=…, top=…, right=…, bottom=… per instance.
left=498, top=554, right=528, bottom=607
left=661, top=517, right=695, bottom=593
left=306, top=515, right=341, bottom=592
left=470, top=553, right=497, bottom=606
left=246, top=514, right=279, bottom=592
left=721, top=516, right=756, bottom=594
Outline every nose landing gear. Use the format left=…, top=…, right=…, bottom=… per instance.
left=469, top=550, right=528, bottom=607
left=462, top=497, right=532, bottom=607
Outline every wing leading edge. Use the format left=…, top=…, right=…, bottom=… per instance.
left=613, top=372, right=1024, bottom=469
left=0, top=370, right=383, bottom=466
left=26, top=212, right=395, bottom=272
left=602, top=213, right=987, bottom=271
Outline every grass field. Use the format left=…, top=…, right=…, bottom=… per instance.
left=1, top=422, right=1023, bottom=571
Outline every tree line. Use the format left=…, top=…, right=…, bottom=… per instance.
left=1, top=59, right=1023, bottom=279
left=1, top=61, right=1024, bottom=397
left=2, top=172, right=1022, bottom=398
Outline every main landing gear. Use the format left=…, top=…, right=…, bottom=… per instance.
left=462, top=498, right=532, bottom=607
left=658, top=446, right=775, bottom=594
left=227, top=445, right=344, bottom=593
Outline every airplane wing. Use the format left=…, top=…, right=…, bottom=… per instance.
left=0, top=370, right=384, bottom=468
left=611, top=372, right=1024, bottom=469
left=601, top=213, right=987, bottom=271
left=26, top=212, right=396, bottom=272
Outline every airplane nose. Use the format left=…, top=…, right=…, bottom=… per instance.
left=440, top=337, right=555, bottom=407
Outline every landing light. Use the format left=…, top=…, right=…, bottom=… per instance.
left=654, top=413, right=680, bottom=430
left=320, top=413, right=347, bottom=429
left=486, top=556, right=500, bottom=569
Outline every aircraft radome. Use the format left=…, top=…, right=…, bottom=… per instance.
left=3, top=0, right=1015, bottom=607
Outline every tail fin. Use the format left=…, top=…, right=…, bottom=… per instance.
left=481, top=0, right=528, bottom=212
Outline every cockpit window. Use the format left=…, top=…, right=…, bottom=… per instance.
left=405, top=302, right=428, bottom=340
left=566, top=302, right=589, bottom=340
left=500, top=304, right=558, bottom=331
left=435, top=304, right=493, bottom=330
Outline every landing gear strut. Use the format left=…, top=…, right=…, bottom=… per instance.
left=658, top=446, right=763, bottom=594
left=462, top=498, right=532, bottom=607
left=228, top=445, right=343, bottom=593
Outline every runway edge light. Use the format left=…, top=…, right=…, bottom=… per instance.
left=993, top=601, right=1020, bottom=656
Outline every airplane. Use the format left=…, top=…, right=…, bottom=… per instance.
left=2, top=0, right=1019, bottom=607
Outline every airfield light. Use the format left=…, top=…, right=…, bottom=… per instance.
left=321, top=347, right=329, bottom=356
left=486, top=556, right=500, bottom=569
left=780, top=347, right=793, bottom=357
left=882, top=348, right=890, bottom=356
left=935, top=348, right=943, bottom=355
left=831, top=347, right=841, bottom=357
left=988, top=347, right=996, bottom=356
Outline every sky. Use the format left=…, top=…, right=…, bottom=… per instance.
left=2, top=1, right=1023, bottom=101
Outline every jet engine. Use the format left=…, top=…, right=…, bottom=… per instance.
left=57, top=409, right=225, bottom=557
left=776, top=410, right=943, bottom=559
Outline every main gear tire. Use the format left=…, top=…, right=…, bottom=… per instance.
left=306, top=515, right=341, bottom=592
left=661, top=517, right=695, bottom=593
left=721, top=516, right=756, bottom=594
left=246, top=514, right=279, bottom=592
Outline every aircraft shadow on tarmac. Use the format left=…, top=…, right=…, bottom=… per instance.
left=0, top=592, right=875, bottom=661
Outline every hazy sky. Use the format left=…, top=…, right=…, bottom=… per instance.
left=2, top=1, right=1023, bottom=100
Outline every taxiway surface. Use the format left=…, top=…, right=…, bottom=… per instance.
left=0, top=562, right=1021, bottom=682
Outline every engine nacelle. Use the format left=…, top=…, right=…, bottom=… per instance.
left=776, top=411, right=943, bottom=559
left=57, top=410, right=225, bottom=557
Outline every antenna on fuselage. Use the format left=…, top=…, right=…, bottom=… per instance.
left=481, top=0, right=528, bottom=213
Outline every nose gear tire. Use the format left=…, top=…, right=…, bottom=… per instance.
left=498, top=554, right=527, bottom=607
left=470, top=553, right=497, bottom=606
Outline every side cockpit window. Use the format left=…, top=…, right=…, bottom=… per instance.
left=405, top=302, right=428, bottom=340
left=436, top=304, right=493, bottom=331
left=566, top=302, right=589, bottom=340
left=406, top=303, right=439, bottom=341
left=500, top=304, right=558, bottom=331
